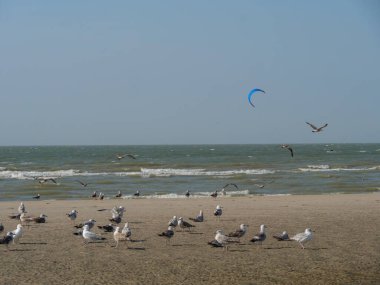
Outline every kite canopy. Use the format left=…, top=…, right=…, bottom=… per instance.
left=248, top=88, right=265, bottom=108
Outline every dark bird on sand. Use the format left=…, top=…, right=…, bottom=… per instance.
left=189, top=210, right=204, bottom=222
left=158, top=226, right=174, bottom=243
left=178, top=217, right=195, bottom=231
left=210, top=191, right=218, bottom=198
left=306, top=122, right=328, bottom=133
left=33, top=214, right=47, bottom=223
left=227, top=224, right=248, bottom=241
left=98, top=224, right=114, bottom=232
left=273, top=231, right=290, bottom=241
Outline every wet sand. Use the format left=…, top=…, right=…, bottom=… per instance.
left=0, top=193, right=379, bottom=284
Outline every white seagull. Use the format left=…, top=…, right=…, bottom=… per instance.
left=250, top=224, right=267, bottom=245
left=9, top=224, right=23, bottom=244
left=82, top=225, right=106, bottom=243
left=113, top=226, right=128, bottom=248
left=290, top=228, right=314, bottom=249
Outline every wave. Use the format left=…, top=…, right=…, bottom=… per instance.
left=140, top=168, right=275, bottom=177
left=299, top=165, right=380, bottom=172
left=0, top=169, right=80, bottom=180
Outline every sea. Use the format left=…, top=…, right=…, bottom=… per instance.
left=0, top=144, right=379, bottom=201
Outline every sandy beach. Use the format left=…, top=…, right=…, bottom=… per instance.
left=0, top=193, right=379, bottom=285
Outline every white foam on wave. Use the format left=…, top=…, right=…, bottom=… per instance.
left=140, top=168, right=275, bottom=177
left=299, top=165, right=380, bottom=172
left=0, top=169, right=80, bottom=180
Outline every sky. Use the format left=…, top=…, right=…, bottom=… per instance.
left=0, top=0, right=379, bottom=145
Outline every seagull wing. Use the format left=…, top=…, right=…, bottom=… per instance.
left=306, top=122, right=318, bottom=130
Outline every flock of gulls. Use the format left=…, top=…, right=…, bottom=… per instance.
left=0, top=199, right=313, bottom=252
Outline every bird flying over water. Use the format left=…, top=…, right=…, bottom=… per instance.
left=306, top=122, right=328, bottom=133
left=281, top=145, right=294, bottom=157
left=116, top=154, right=136, bottom=160
left=76, top=180, right=88, bottom=187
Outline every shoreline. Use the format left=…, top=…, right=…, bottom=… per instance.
left=1, top=193, right=379, bottom=284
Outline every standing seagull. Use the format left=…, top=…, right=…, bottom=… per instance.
left=228, top=224, right=248, bottom=241
left=115, top=191, right=122, bottom=198
left=214, top=205, right=223, bottom=220
left=208, top=230, right=234, bottom=251
left=178, top=217, right=195, bottom=231
left=75, top=219, right=96, bottom=230
left=33, top=214, right=47, bottom=223
left=189, top=210, right=204, bottom=222
left=290, top=228, right=313, bottom=249
left=168, top=216, right=178, bottom=228
left=113, top=226, right=128, bottom=248
left=281, top=145, right=294, bottom=157
left=9, top=224, right=23, bottom=244
left=0, top=223, right=4, bottom=234
left=0, top=232, right=14, bottom=250
left=82, top=225, right=106, bottom=243
left=250, top=224, right=267, bottom=245
left=121, top=222, right=132, bottom=240
left=18, top=202, right=26, bottom=214
left=185, top=190, right=190, bottom=198
left=158, top=226, right=175, bottom=244
left=67, top=210, right=78, bottom=224
left=133, top=190, right=140, bottom=197
left=210, top=191, right=218, bottom=199
left=306, top=122, right=328, bottom=133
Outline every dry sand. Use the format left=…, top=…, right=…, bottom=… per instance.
left=0, top=193, right=379, bottom=285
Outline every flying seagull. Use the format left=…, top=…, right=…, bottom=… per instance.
left=281, top=145, right=294, bottom=157
left=36, top=177, right=57, bottom=184
left=306, top=122, right=328, bottom=133
left=32, top=194, right=40, bottom=200
left=116, top=154, right=136, bottom=160
left=76, top=180, right=88, bottom=187
left=290, top=228, right=314, bottom=249
left=221, top=183, right=238, bottom=195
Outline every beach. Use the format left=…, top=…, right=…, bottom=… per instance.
left=0, top=193, right=379, bottom=285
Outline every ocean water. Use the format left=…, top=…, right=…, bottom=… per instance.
left=0, top=144, right=379, bottom=201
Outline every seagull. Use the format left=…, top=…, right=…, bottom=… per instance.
left=273, top=231, right=290, bottom=241
left=18, top=202, right=26, bottom=214
left=37, top=177, right=57, bottom=184
left=306, top=122, right=328, bottom=133
left=185, top=190, right=190, bottom=198
left=178, top=217, right=195, bottom=231
left=98, top=192, right=104, bottom=200
left=281, top=145, right=294, bottom=157
left=290, top=228, right=313, bottom=249
left=189, top=210, right=204, bottom=222
left=97, top=224, right=114, bottom=232
left=9, top=224, right=23, bottom=244
left=121, top=222, right=131, bottom=240
left=20, top=213, right=35, bottom=226
left=82, top=225, right=106, bottom=243
left=0, top=232, right=15, bottom=250
left=228, top=224, right=248, bottom=241
left=212, top=230, right=236, bottom=251
left=91, top=191, right=97, bottom=198
left=250, top=224, right=267, bottom=245
left=33, top=214, right=47, bottom=223
left=75, top=219, right=96, bottom=230
left=221, top=183, right=239, bottom=195
left=214, top=205, right=222, bottom=220
left=76, top=180, right=88, bottom=187
left=67, top=210, right=78, bottom=224
left=113, top=226, right=128, bottom=248
left=158, top=226, right=174, bottom=244
left=0, top=223, right=3, bottom=234
left=116, top=154, right=136, bottom=160
left=32, top=194, right=40, bottom=200
left=210, top=191, right=218, bottom=199
left=110, top=206, right=125, bottom=224
left=133, top=190, right=140, bottom=197
left=168, top=216, right=178, bottom=228
left=115, top=191, right=122, bottom=198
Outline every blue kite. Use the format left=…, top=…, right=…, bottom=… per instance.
left=248, top=88, right=266, bottom=108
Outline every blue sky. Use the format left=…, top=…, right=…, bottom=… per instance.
left=0, top=1, right=379, bottom=145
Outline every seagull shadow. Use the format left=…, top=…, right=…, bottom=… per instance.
left=97, top=209, right=109, bottom=212
left=9, top=248, right=36, bottom=252
left=188, top=232, right=203, bottom=235
left=263, top=246, right=293, bottom=250
left=228, top=249, right=249, bottom=252
left=127, top=247, right=146, bottom=251
left=130, top=239, right=146, bottom=243
left=20, top=242, right=48, bottom=245
left=129, top=221, right=144, bottom=224
left=305, top=247, right=328, bottom=251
